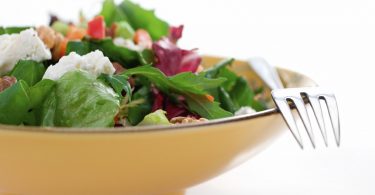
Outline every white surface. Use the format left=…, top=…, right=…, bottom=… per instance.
left=1, top=0, right=373, bottom=194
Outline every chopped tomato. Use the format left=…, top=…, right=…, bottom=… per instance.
left=87, top=15, right=106, bottom=39
left=133, top=29, right=152, bottom=49
left=66, top=25, right=86, bottom=40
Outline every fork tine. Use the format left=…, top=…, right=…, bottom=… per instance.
left=322, top=94, right=341, bottom=146
left=272, top=96, right=304, bottom=149
left=291, top=97, right=316, bottom=148
left=307, top=95, right=328, bottom=146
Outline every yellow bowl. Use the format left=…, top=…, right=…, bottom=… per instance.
left=0, top=56, right=316, bottom=195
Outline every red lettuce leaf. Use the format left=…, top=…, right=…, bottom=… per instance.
left=152, top=38, right=201, bottom=76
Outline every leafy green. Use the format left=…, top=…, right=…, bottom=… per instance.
left=100, top=0, right=128, bottom=26
left=66, top=41, right=91, bottom=55
left=90, top=39, right=138, bottom=66
left=114, top=21, right=135, bottom=39
left=229, top=77, right=266, bottom=112
left=0, top=80, right=31, bottom=125
left=123, top=66, right=226, bottom=95
left=138, top=109, right=171, bottom=126
left=99, top=0, right=169, bottom=40
left=218, top=87, right=236, bottom=113
left=123, top=65, right=170, bottom=91
left=137, top=49, right=154, bottom=65
left=66, top=39, right=138, bottom=68
left=10, top=60, right=46, bottom=86
left=39, top=71, right=120, bottom=127
left=98, top=74, right=132, bottom=99
left=204, top=58, right=235, bottom=79
left=185, top=94, right=233, bottom=119
left=28, top=79, right=56, bottom=108
left=123, top=66, right=232, bottom=119
left=169, top=72, right=227, bottom=94
left=36, top=90, right=57, bottom=126
left=0, top=26, right=30, bottom=35
left=204, top=58, right=266, bottom=113
left=25, top=79, right=56, bottom=126
left=127, top=86, right=153, bottom=125
left=119, top=0, right=169, bottom=40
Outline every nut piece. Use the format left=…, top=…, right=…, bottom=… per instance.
left=0, top=76, right=17, bottom=92
left=37, top=26, right=57, bottom=49
left=170, top=116, right=208, bottom=124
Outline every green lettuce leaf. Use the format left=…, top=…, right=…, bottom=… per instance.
left=10, top=60, right=46, bottom=86
left=100, top=0, right=128, bottom=26
left=39, top=70, right=120, bottom=127
left=0, top=80, right=31, bottom=125
left=138, top=109, right=171, bottom=126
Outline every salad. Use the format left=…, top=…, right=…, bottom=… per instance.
left=0, top=0, right=266, bottom=128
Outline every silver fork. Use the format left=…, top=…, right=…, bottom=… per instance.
left=248, top=57, right=340, bottom=149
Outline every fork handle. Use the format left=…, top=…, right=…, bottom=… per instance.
left=248, top=57, right=284, bottom=90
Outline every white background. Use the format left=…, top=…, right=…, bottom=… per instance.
left=1, top=0, right=374, bottom=194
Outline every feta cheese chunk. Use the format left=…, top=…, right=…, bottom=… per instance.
left=43, top=50, right=115, bottom=81
left=234, top=106, right=257, bottom=116
left=0, top=28, right=51, bottom=74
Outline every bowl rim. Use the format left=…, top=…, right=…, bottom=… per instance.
left=0, top=58, right=309, bottom=134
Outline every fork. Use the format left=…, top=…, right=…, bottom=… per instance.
left=248, top=57, right=340, bottom=149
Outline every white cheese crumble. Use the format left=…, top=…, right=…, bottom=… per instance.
left=234, top=106, right=257, bottom=116
left=0, top=28, right=51, bottom=74
left=43, top=50, right=115, bottom=81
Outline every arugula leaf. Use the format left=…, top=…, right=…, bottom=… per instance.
left=185, top=93, right=233, bottom=119
left=204, top=58, right=234, bottom=79
left=123, top=66, right=231, bottom=119
left=229, top=77, right=266, bottom=112
left=0, top=80, right=31, bottom=125
left=169, top=72, right=226, bottom=94
left=10, top=60, right=46, bottom=86
left=218, top=87, right=236, bottom=113
left=98, top=74, right=132, bottom=100
left=123, top=66, right=170, bottom=92
left=0, top=26, right=30, bottom=35
left=39, top=71, right=120, bottom=127
left=119, top=0, right=169, bottom=40
left=127, top=86, right=153, bottom=125
left=123, top=66, right=226, bottom=95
